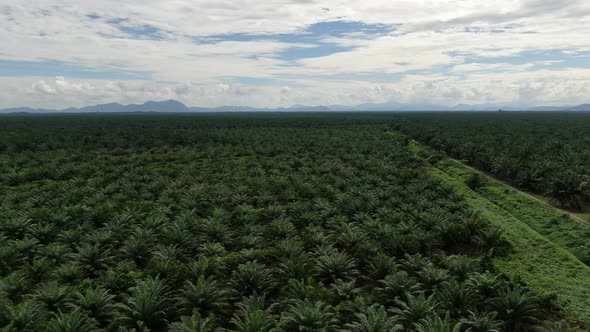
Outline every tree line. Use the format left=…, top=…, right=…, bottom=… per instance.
left=393, top=112, right=590, bottom=211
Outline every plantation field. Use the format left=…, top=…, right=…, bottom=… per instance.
left=409, top=140, right=590, bottom=326
left=393, top=112, right=590, bottom=213
left=0, top=113, right=582, bottom=331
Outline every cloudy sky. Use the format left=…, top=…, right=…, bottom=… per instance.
left=2, top=0, right=590, bottom=109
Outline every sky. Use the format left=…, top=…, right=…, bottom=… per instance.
left=1, top=0, right=590, bottom=109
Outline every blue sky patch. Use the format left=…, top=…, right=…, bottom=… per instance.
left=223, top=76, right=308, bottom=87
left=195, top=21, right=394, bottom=44
left=454, top=49, right=590, bottom=71
left=274, top=45, right=355, bottom=61
left=302, top=21, right=395, bottom=38
left=282, top=65, right=452, bottom=83
left=106, top=18, right=167, bottom=40
left=87, top=13, right=100, bottom=20
left=464, top=26, right=509, bottom=33
left=194, top=21, right=394, bottom=61
left=0, top=60, right=151, bottom=80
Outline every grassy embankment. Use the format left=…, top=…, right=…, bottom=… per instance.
left=438, top=159, right=590, bottom=265
left=407, top=137, right=590, bottom=326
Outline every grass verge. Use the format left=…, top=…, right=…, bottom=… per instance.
left=400, top=136, right=590, bottom=325
left=428, top=165, right=590, bottom=326
left=437, top=158, right=590, bottom=265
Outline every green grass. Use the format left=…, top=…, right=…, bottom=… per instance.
left=579, top=213, right=590, bottom=222
left=427, top=165, right=590, bottom=325
left=437, top=159, right=590, bottom=265
left=402, top=138, right=590, bottom=325
left=521, top=191, right=590, bottom=223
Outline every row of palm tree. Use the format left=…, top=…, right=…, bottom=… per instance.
left=393, top=112, right=590, bottom=211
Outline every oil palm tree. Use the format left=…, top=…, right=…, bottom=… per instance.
left=0, top=297, right=12, bottom=328
left=70, top=243, right=113, bottom=278
left=234, top=204, right=259, bottom=225
left=201, top=218, right=231, bottom=244
left=229, top=295, right=277, bottom=332
left=46, top=309, right=98, bottom=332
left=231, top=261, right=275, bottom=297
left=32, top=282, right=72, bottom=312
left=0, top=245, right=22, bottom=277
left=414, top=312, right=461, bottom=332
left=281, top=278, right=331, bottom=303
left=4, top=299, right=48, bottom=331
left=268, top=217, right=297, bottom=240
left=165, top=218, right=198, bottom=251
left=0, top=215, right=33, bottom=240
left=199, top=240, right=227, bottom=257
left=179, top=275, right=229, bottom=316
left=25, top=257, right=53, bottom=283
left=474, top=228, right=510, bottom=255
left=392, top=292, right=438, bottom=328
left=169, top=312, right=218, bottom=332
left=465, top=272, right=502, bottom=300
left=275, top=238, right=305, bottom=259
left=0, top=270, right=28, bottom=301
left=118, top=276, right=172, bottom=330
left=445, top=255, right=476, bottom=282
left=98, top=261, right=136, bottom=295
left=492, top=288, right=543, bottom=331
left=547, top=171, right=590, bottom=210
left=186, top=256, right=222, bottom=280
left=436, top=280, right=475, bottom=318
left=148, top=244, right=185, bottom=283
left=30, top=223, right=56, bottom=245
left=400, top=254, right=432, bottom=276
left=279, top=298, right=338, bottom=331
left=124, top=227, right=156, bottom=268
left=345, top=304, right=403, bottom=332
left=330, top=279, right=361, bottom=304
left=278, top=254, right=308, bottom=281
left=71, top=286, right=116, bottom=327
left=458, top=311, right=502, bottom=332
left=417, top=265, right=450, bottom=292
left=54, top=262, right=84, bottom=284
left=375, top=270, right=420, bottom=306
left=314, top=248, right=357, bottom=284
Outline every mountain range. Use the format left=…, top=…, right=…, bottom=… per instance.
left=1, top=99, right=589, bottom=113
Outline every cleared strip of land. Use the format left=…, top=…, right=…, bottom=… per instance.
left=453, top=160, right=590, bottom=226
left=438, top=159, right=590, bottom=265
left=407, top=138, right=590, bottom=325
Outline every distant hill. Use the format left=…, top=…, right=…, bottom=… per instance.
left=570, top=104, right=590, bottom=111
left=125, top=100, right=190, bottom=113
left=79, top=102, right=125, bottom=113
left=0, top=107, right=52, bottom=113
left=285, top=105, right=330, bottom=112
left=526, top=106, right=570, bottom=111
left=0, top=100, right=192, bottom=114
left=1, top=100, right=590, bottom=113
left=192, top=106, right=262, bottom=112
left=190, top=105, right=330, bottom=112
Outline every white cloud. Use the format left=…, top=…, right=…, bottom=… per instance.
left=32, top=80, right=56, bottom=94
left=3, top=67, right=589, bottom=110
left=451, top=63, right=534, bottom=73
left=1, top=0, right=590, bottom=108
left=54, top=76, right=95, bottom=93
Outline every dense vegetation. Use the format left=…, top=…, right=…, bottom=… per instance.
left=0, top=114, right=572, bottom=331
left=393, top=112, right=590, bottom=211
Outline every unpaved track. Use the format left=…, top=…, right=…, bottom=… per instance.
left=409, top=138, right=590, bottom=227
left=455, top=159, right=590, bottom=227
